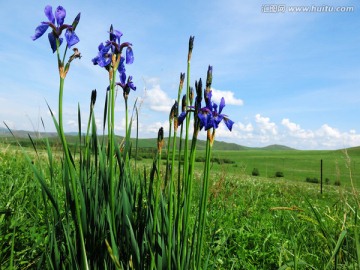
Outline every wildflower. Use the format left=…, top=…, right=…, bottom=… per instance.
left=31, top=5, right=80, bottom=53
left=92, top=43, right=112, bottom=68
left=198, top=91, right=234, bottom=131
left=116, top=75, right=136, bottom=99
left=92, top=25, right=134, bottom=74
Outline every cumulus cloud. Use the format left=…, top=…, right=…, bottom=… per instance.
left=143, top=78, right=173, bottom=112
left=281, top=118, right=314, bottom=139
left=211, top=88, right=243, bottom=106
left=237, top=122, right=254, bottom=132
left=316, top=124, right=341, bottom=139
left=255, top=114, right=277, bottom=135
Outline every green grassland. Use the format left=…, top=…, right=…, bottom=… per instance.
left=1, top=136, right=360, bottom=269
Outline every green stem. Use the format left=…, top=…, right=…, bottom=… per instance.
left=58, top=77, right=89, bottom=270
left=151, top=148, right=162, bottom=269
left=196, top=130, right=213, bottom=269
left=165, top=121, right=173, bottom=187
left=168, top=123, right=179, bottom=269
left=125, top=96, right=129, bottom=141
left=176, top=123, right=184, bottom=269
left=109, top=69, right=117, bottom=233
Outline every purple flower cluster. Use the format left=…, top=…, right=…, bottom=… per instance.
left=31, top=5, right=80, bottom=53
left=92, top=26, right=135, bottom=95
left=198, top=91, right=234, bottom=131
left=178, top=90, right=233, bottom=132
left=178, top=69, right=233, bottom=132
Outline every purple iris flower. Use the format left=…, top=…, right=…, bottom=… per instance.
left=92, top=26, right=134, bottom=72
left=116, top=75, right=136, bottom=98
left=92, top=43, right=112, bottom=67
left=198, top=91, right=234, bottom=131
left=31, top=5, right=80, bottom=53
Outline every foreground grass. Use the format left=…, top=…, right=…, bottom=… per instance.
left=1, top=144, right=359, bottom=269
left=205, top=172, right=359, bottom=269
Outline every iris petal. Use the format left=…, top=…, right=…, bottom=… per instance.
left=48, top=33, right=62, bottom=53
left=224, top=118, right=234, bottom=131
left=118, top=57, right=126, bottom=73
left=44, top=5, right=55, bottom=24
left=109, top=29, right=123, bottom=43
left=31, top=24, right=49, bottom=40
left=126, top=47, right=134, bottom=64
left=219, top=97, right=225, bottom=114
left=55, top=6, right=66, bottom=26
left=120, top=71, right=126, bottom=85
left=178, top=112, right=187, bottom=126
left=65, top=29, right=80, bottom=47
left=92, top=56, right=100, bottom=65
left=127, top=76, right=136, bottom=90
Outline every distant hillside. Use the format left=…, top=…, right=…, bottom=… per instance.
left=0, top=128, right=295, bottom=151
left=260, top=144, right=296, bottom=151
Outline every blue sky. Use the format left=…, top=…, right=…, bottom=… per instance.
left=0, top=0, right=359, bottom=150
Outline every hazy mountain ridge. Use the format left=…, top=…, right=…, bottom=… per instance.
left=1, top=128, right=360, bottom=152
left=0, top=127, right=297, bottom=151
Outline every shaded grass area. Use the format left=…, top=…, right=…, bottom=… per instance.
left=1, top=143, right=360, bottom=269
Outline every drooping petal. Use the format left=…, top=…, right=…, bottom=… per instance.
left=213, top=114, right=224, bottom=129
left=205, top=113, right=214, bottom=130
left=223, top=118, right=234, bottom=131
left=48, top=32, right=62, bottom=53
left=127, top=76, right=136, bottom=91
left=44, top=5, right=55, bottom=24
left=65, top=29, right=79, bottom=48
left=31, top=23, right=49, bottom=40
left=126, top=47, right=134, bottom=64
left=92, top=55, right=100, bottom=65
left=119, top=71, right=126, bottom=85
left=118, top=57, right=126, bottom=74
left=55, top=6, right=66, bottom=26
left=198, top=110, right=210, bottom=130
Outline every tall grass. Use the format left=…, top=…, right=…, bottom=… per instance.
left=11, top=6, right=236, bottom=269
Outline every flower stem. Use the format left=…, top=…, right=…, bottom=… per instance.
left=109, top=68, right=117, bottom=233
left=196, top=129, right=213, bottom=268
left=58, top=77, right=89, bottom=270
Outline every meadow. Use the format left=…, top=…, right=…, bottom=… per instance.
left=1, top=139, right=360, bottom=269
left=1, top=6, right=359, bottom=269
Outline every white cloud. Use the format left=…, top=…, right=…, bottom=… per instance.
left=143, top=78, right=173, bottom=113
left=237, top=122, right=254, bottom=132
left=255, top=114, right=277, bottom=135
left=316, top=124, right=341, bottom=139
left=281, top=118, right=314, bottom=139
left=211, top=88, right=243, bottom=106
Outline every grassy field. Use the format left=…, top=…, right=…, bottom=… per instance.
left=1, top=140, right=360, bottom=269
